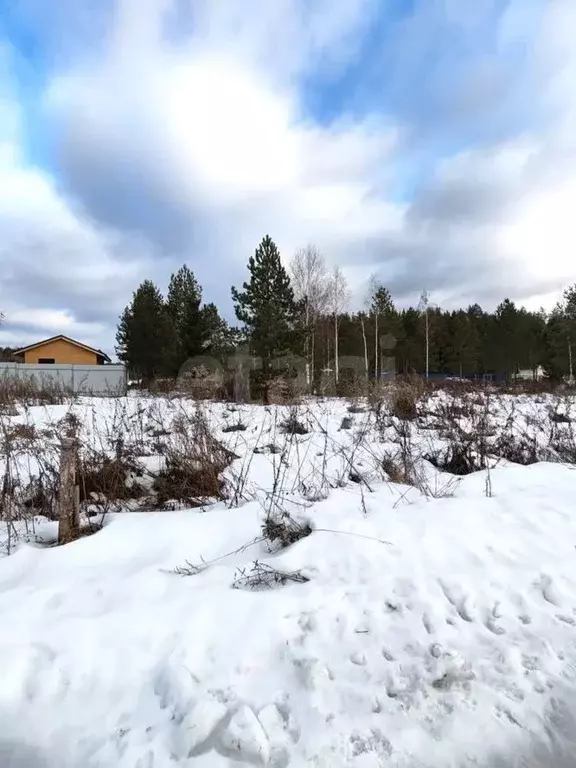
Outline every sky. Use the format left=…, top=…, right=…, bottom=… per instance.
left=0, top=0, right=575, bottom=355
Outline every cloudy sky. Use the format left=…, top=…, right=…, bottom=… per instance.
left=0, top=0, right=575, bottom=356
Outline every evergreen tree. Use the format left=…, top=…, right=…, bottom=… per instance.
left=543, top=304, right=568, bottom=380
left=231, top=235, right=297, bottom=373
left=166, top=265, right=205, bottom=372
left=201, top=302, right=235, bottom=359
left=369, top=283, right=395, bottom=378
left=493, top=299, right=521, bottom=377
left=115, top=280, right=170, bottom=382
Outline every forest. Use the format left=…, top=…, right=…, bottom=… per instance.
left=115, top=236, right=576, bottom=385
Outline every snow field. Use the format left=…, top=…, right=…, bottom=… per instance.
left=1, top=393, right=576, bottom=766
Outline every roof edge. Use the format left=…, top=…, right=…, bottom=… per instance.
left=13, top=335, right=112, bottom=362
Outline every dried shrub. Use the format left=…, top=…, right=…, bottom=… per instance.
left=77, top=448, right=145, bottom=506
left=232, top=561, right=309, bottom=590
left=549, top=410, right=571, bottom=424
left=0, top=376, right=72, bottom=408
left=491, top=432, right=539, bottom=466
left=222, top=422, right=248, bottom=433
left=148, top=378, right=177, bottom=395
left=382, top=452, right=414, bottom=485
left=253, top=443, right=281, bottom=455
left=21, top=473, right=59, bottom=520
left=389, top=380, right=423, bottom=421
left=178, top=366, right=224, bottom=400
left=424, top=444, right=484, bottom=476
left=280, top=408, right=309, bottom=435
left=154, top=459, right=226, bottom=508
left=5, top=424, right=37, bottom=442
left=262, top=512, right=312, bottom=549
left=152, top=407, right=235, bottom=508
left=267, top=375, right=306, bottom=405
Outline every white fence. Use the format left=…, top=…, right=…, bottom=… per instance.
left=0, top=363, right=127, bottom=396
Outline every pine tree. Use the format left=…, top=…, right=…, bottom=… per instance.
left=166, top=265, right=205, bottom=372
left=231, top=235, right=297, bottom=374
left=369, top=283, right=395, bottom=378
left=115, top=280, right=170, bottom=383
left=201, top=302, right=235, bottom=359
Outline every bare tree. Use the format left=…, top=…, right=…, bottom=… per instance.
left=368, top=274, right=380, bottom=380
left=328, top=266, right=350, bottom=384
left=290, top=245, right=330, bottom=387
left=359, top=312, right=369, bottom=379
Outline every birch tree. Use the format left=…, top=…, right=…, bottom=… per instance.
left=290, top=245, right=330, bottom=386
left=328, top=266, right=350, bottom=384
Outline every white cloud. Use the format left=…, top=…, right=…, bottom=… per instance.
left=0, top=0, right=575, bottom=352
left=43, top=1, right=401, bottom=292
left=0, top=115, right=156, bottom=352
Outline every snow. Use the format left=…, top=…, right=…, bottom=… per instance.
left=1, top=394, right=576, bottom=765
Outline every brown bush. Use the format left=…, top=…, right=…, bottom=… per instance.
left=389, top=380, right=423, bottom=421
left=0, top=376, right=72, bottom=408
left=153, top=407, right=236, bottom=508
left=382, top=451, right=415, bottom=485
left=77, top=449, right=145, bottom=505
left=153, top=457, right=227, bottom=508
left=280, top=408, right=309, bottom=435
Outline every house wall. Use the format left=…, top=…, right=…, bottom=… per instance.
left=22, top=339, right=98, bottom=365
left=0, top=363, right=127, bottom=396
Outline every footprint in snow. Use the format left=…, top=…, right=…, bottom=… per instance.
left=536, top=574, right=563, bottom=606
left=217, top=705, right=271, bottom=765
left=179, top=699, right=229, bottom=758
left=422, top=611, right=437, bottom=635
left=484, top=603, right=506, bottom=635
left=438, top=579, right=475, bottom=623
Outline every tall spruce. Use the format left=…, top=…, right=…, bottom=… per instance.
left=231, top=235, right=297, bottom=372
left=166, top=265, right=205, bottom=372
left=201, top=302, right=235, bottom=359
left=115, top=280, right=170, bottom=382
left=369, top=282, right=395, bottom=379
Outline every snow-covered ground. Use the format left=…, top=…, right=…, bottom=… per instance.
left=2, top=393, right=576, bottom=766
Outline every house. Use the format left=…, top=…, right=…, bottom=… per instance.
left=516, top=366, right=545, bottom=382
left=13, top=335, right=111, bottom=366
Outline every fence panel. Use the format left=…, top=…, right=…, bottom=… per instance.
left=0, top=363, right=127, bottom=396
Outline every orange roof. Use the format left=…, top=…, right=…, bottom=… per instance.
left=14, top=335, right=111, bottom=362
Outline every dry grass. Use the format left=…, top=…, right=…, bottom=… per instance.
left=232, top=561, right=309, bottom=590
left=280, top=407, right=309, bottom=435
left=389, top=379, right=424, bottom=421
left=0, top=377, right=73, bottom=410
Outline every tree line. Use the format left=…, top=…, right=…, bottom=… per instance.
left=115, top=235, right=576, bottom=384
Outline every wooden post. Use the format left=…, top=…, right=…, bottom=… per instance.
left=58, top=432, right=79, bottom=544
left=233, top=348, right=251, bottom=404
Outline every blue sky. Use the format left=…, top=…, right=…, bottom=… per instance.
left=0, top=0, right=574, bottom=354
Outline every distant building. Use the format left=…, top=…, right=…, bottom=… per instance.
left=13, top=335, right=111, bottom=366
left=516, top=366, right=545, bottom=381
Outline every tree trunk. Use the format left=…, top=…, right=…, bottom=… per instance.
left=334, top=312, right=339, bottom=384
left=311, top=326, right=316, bottom=390
left=361, top=315, right=369, bottom=379
left=304, top=301, right=311, bottom=387
left=374, top=312, right=379, bottom=380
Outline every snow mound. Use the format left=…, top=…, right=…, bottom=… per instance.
left=1, top=397, right=576, bottom=765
